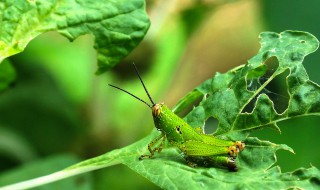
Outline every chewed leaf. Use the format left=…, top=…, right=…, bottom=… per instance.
left=240, top=137, right=294, bottom=171
left=126, top=31, right=320, bottom=188
left=59, top=132, right=317, bottom=190
left=182, top=31, right=320, bottom=138
left=143, top=30, right=320, bottom=188
left=0, top=0, right=150, bottom=73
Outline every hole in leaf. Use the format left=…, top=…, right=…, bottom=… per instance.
left=263, top=69, right=290, bottom=114
left=242, top=97, right=256, bottom=113
left=204, top=117, right=218, bottom=134
left=299, top=40, right=306, bottom=44
left=244, top=57, right=279, bottom=113
left=310, top=177, right=320, bottom=186
left=247, top=56, right=279, bottom=92
left=243, top=69, right=290, bottom=114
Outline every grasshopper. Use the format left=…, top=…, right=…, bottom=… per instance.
left=109, top=63, right=245, bottom=171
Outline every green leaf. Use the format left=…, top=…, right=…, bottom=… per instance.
left=123, top=30, right=320, bottom=189
left=0, top=0, right=150, bottom=73
left=2, top=31, right=320, bottom=190
left=0, top=127, right=36, bottom=163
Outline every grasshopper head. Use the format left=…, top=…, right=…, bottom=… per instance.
left=152, top=103, right=164, bottom=117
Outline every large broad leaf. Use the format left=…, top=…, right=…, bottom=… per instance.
left=2, top=31, right=320, bottom=190
left=0, top=0, right=150, bottom=73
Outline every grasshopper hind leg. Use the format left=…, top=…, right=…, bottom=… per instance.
left=139, top=134, right=166, bottom=160
left=185, top=156, right=198, bottom=168
left=185, top=156, right=238, bottom=172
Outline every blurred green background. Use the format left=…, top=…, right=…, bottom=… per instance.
left=1, top=0, right=320, bottom=189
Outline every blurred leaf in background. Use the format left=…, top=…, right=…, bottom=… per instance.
left=0, top=41, right=88, bottom=166
left=0, top=59, right=15, bottom=92
left=0, top=0, right=153, bottom=189
left=0, top=154, right=92, bottom=189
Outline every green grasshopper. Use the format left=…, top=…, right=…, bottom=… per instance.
left=109, top=63, right=245, bottom=171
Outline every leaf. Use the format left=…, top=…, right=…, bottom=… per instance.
left=0, top=0, right=150, bottom=73
left=122, top=30, right=320, bottom=188
left=0, top=61, right=86, bottom=155
left=0, top=59, right=15, bottom=92
left=0, top=127, right=36, bottom=163
left=2, top=31, right=320, bottom=190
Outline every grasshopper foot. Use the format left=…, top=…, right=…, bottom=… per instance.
left=139, top=154, right=151, bottom=160
left=227, top=157, right=238, bottom=172
left=186, top=158, right=198, bottom=168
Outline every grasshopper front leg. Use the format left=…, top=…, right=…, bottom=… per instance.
left=139, top=133, right=166, bottom=160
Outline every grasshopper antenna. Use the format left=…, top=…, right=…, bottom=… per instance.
left=108, top=84, right=152, bottom=108
left=132, top=63, right=155, bottom=106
